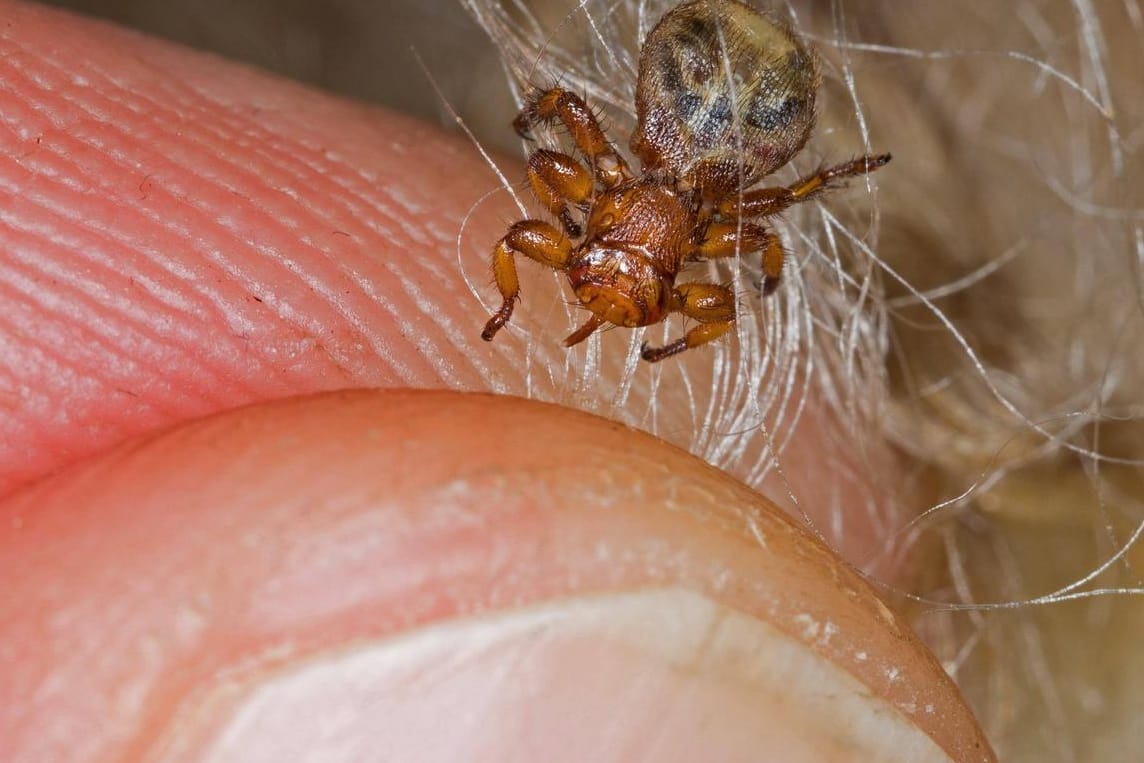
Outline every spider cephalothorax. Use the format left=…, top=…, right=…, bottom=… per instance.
left=480, top=0, right=890, bottom=362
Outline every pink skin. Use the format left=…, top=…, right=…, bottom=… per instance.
left=0, top=3, right=994, bottom=761
left=0, top=1, right=499, bottom=491
left=0, top=0, right=888, bottom=562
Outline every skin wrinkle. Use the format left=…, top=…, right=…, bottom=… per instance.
left=4, top=134, right=312, bottom=399
left=2, top=229, right=264, bottom=412
left=12, top=28, right=460, bottom=390
left=189, top=115, right=498, bottom=388
left=29, top=63, right=401, bottom=369
left=3, top=9, right=545, bottom=487
left=2, top=228, right=222, bottom=399
left=0, top=274, right=184, bottom=424
left=158, top=61, right=468, bottom=259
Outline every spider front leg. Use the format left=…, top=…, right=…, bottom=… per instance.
left=640, top=283, right=736, bottom=363
left=694, top=221, right=787, bottom=295
left=718, top=153, right=892, bottom=219
left=514, top=87, right=630, bottom=188
left=481, top=220, right=572, bottom=342
left=527, top=149, right=594, bottom=238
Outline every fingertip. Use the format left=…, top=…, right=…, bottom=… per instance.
left=0, top=1, right=524, bottom=491
left=0, top=390, right=993, bottom=762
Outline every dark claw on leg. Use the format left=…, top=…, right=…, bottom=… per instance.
left=640, top=339, right=687, bottom=363
left=512, top=112, right=535, bottom=140
left=559, top=209, right=582, bottom=238
left=482, top=303, right=513, bottom=341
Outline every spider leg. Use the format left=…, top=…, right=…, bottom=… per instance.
left=527, top=149, right=594, bottom=238
left=718, top=153, right=891, bottom=219
left=640, top=283, right=736, bottom=363
left=514, top=87, right=630, bottom=188
left=481, top=220, right=573, bottom=342
left=693, top=221, right=787, bottom=295
left=563, top=313, right=606, bottom=347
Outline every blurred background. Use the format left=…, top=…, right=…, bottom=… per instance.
left=39, top=0, right=519, bottom=147
left=36, top=1, right=1144, bottom=761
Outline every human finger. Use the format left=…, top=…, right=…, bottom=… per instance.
left=0, top=389, right=994, bottom=762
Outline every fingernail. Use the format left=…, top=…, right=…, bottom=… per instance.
left=165, top=590, right=954, bottom=763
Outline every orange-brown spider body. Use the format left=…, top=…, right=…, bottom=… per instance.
left=568, top=181, right=691, bottom=329
left=481, top=0, right=890, bottom=362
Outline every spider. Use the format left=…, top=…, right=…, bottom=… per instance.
left=480, top=0, right=890, bottom=362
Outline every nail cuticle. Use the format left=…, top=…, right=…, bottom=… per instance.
left=167, top=589, right=953, bottom=763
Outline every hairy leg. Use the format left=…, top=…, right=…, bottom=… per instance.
left=563, top=313, right=606, bottom=347
left=526, top=149, right=594, bottom=238
left=718, top=154, right=891, bottom=219
left=640, top=283, right=736, bottom=363
left=693, top=221, right=788, bottom=295
left=481, top=220, right=572, bottom=341
left=514, top=87, right=630, bottom=188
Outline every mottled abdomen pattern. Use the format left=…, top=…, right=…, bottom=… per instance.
left=631, top=0, right=819, bottom=197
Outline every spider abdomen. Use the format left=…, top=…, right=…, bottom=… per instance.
left=631, top=0, right=819, bottom=197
